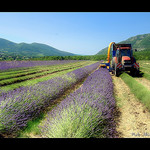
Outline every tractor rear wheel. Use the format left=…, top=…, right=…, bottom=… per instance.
left=130, top=68, right=139, bottom=77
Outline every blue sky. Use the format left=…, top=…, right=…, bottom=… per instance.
left=0, top=12, right=150, bottom=55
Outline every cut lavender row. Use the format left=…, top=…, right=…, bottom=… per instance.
left=40, top=68, right=116, bottom=138
left=0, top=62, right=100, bottom=135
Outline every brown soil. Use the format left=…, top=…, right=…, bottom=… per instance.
left=112, top=74, right=150, bottom=138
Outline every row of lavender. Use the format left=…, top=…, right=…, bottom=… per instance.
left=40, top=68, right=116, bottom=138
left=0, top=62, right=100, bottom=136
left=0, top=60, right=79, bottom=71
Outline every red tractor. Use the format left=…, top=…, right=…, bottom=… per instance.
left=100, top=42, right=139, bottom=76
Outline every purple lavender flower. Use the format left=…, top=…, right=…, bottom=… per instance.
left=41, top=68, right=117, bottom=138
left=0, top=60, right=81, bottom=71
left=0, top=62, right=100, bottom=135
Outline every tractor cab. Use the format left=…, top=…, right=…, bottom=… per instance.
left=120, top=48, right=131, bottom=57
left=115, top=46, right=132, bottom=64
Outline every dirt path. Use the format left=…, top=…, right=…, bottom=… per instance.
left=112, top=74, right=150, bottom=138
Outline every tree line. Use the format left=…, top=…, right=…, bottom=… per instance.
left=29, top=55, right=107, bottom=61
left=0, top=50, right=150, bottom=61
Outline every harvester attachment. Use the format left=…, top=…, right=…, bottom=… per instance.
left=99, top=63, right=107, bottom=68
left=99, top=63, right=110, bottom=70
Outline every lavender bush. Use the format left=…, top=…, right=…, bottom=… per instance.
left=40, top=68, right=116, bottom=138
left=0, top=62, right=99, bottom=135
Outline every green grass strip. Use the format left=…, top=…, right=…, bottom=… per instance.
left=120, top=72, right=150, bottom=111
left=0, top=62, right=86, bottom=85
left=0, top=62, right=89, bottom=86
left=0, top=61, right=96, bottom=92
left=142, top=72, right=150, bottom=81
left=0, top=69, right=49, bottom=81
left=0, top=62, right=73, bottom=75
left=0, top=61, right=88, bottom=77
left=0, top=66, right=74, bottom=86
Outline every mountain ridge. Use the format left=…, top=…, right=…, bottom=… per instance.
left=0, top=38, right=75, bottom=57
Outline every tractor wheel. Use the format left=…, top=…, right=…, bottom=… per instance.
left=130, top=68, right=139, bottom=77
left=130, top=68, right=134, bottom=76
left=135, top=69, right=139, bottom=77
left=115, top=69, right=119, bottom=77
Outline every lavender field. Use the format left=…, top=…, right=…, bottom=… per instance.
left=0, top=60, right=79, bottom=71
left=0, top=60, right=93, bottom=93
left=0, top=60, right=121, bottom=138
left=1, top=12, right=150, bottom=139
left=1, top=60, right=108, bottom=137
left=40, top=68, right=116, bottom=138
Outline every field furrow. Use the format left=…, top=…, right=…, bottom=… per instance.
left=0, top=61, right=92, bottom=87
left=0, top=66, right=76, bottom=86
left=0, top=62, right=100, bottom=137
left=112, top=74, right=150, bottom=138
left=18, top=70, right=90, bottom=138
left=36, top=68, right=116, bottom=138
left=0, top=59, right=150, bottom=138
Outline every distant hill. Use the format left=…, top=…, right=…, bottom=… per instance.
left=0, top=38, right=75, bottom=58
left=97, top=33, right=150, bottom=55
